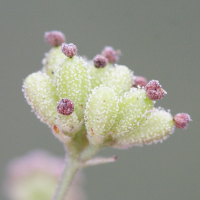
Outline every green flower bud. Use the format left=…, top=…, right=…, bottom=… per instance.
left=23, top=72, right=59, bottom=127
left=54, top=56, right=90, bottom=120
left=85, top=86, right=119, bottom=145
left=42, top=47, right=66, bottom=79
left=111, top=88, right=153, bottom=136
left=113, top=108, right=175, bottom=148
left=22, top=31, right=191, bottom=150
left=88, top=63, right=112, bottom=89
left=102, top=65, right=133, bottom=96
left=55, top=112, right=81, bottom=137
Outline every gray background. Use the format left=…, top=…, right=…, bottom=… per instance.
left=0, top=0, right=199, bottom=200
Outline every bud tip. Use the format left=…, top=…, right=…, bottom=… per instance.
left=145, top=80, right=166, bottom=100
left=114, top=156, right=118, bottom=160
left=44, top=31, right=65, bottom=47
left=93, top=54, right=108, bottom=68
left=101, top=46, right=120, bottom=63
left=134, top=76, right=148, bottom=87
left=57, top=99, right=74, bottom=115
left=173, top=113, right=191, bottom=129
left=61, top=43, right=77, bottom=58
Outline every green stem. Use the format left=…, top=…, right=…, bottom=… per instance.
left=80, top=144, right=101, bottom=161
left=52, top=154, right=79, bottom=200
left=52, top=144, right=102, bottom=200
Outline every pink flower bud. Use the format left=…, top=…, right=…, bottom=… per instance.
left=101, top=46, right=120, bottom=63
left=145, top=80, right=166, bottom=100
left=93, top=54, right=108, bottom=68
left=173, top=113, right=191, bottom=129
left=5, top=150, right=86, bottom=200
left=61, top=43, right=77, bottom=58
left=57, top=99, right=74, bottom=115
left=134, top=76, right=148, bottom=87
left=44, top=31, right=65, bottom=46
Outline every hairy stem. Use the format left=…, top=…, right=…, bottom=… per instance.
left=52, top=154, right=79, bottom=200
left=80, top=144, right=101, bottom=161
left=52, top=143, right=101, bottom=200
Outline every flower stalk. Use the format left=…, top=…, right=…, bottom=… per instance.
left=52, top=154, right=79, bottom=200
left=53, top=143, right=104, bottom=200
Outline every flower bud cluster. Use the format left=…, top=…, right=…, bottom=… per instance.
left=23, top=31, right=190, bottom=148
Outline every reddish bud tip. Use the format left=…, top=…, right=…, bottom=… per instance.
left=134, top=76, right=148, bottom=87
left=101, top=46, right=120, bottom=63
left=114, top=156, right=118, bottom=161
left=145, top=80, right=166, bottom=100
left=57, top=99, right=74, bottom=115
left=173, top=113, right=191, bottom=129
left=44, top=31, right=65, bottom=47
left=93, top=54, right=108, bottom=68
left=61, top=43, right=77, bottom=58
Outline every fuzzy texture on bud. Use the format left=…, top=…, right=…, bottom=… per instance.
left=173, top=113, right=191, bottom=129
left=85, top=86, right=119, bottom=145
left=134, top=76, right=148, bottom=87
left=93, top=54, right=108, bottom=68
left=102, top=65, right=133, bottom=96
left=22, top=72, right=59, bottom=127
left=88, top=63, right=112, bottom=89
left=23, top=31, right=191, bottom=148
left=101, top=46, right=120, bottom=63
left=55, top=113, right=80, bottom=137
left=57, top=99, right=74, bottom=115
left=54, top=56, right=90, bottom=120
left=111, top=88, right=153, bottom=137
left=61, top=43, right=77, bottom=58
left=145, top=80, right=166, bottom=100
left=112, top=108, right=175, bottom=148
left=42, top=47, right=66, bottom=79
left=44, top=31, right=65, bottom=47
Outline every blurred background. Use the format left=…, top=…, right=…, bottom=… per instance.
left=0, top=0, right=199, bottom=199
